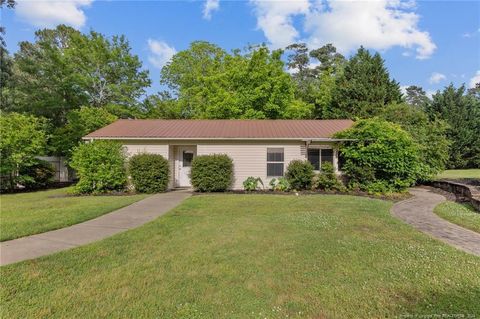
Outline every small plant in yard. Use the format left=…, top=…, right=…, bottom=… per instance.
left=129, top=153, right=170, bottom=193
left=285, top=160, right=314, bottom=190
left=243, top=177, right=264, bottom=191
left=312, top=162, right=345, bottom=191
left=70, top=140, right=127, bottom=194
left=190, top=154, right=233, bottom=192
left=270, top=177, right=290, bottom=192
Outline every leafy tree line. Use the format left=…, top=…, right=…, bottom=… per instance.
left=1, top=23, right=478, bottom=192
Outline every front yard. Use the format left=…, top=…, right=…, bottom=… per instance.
left=1, top=194, right=479, bottom=318
left=436, top=169, right=480, bottom=179
left=434, top=201, right=480, bottom=234
left=0, top=188, right=148, bottom=241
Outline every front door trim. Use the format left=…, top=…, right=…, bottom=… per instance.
left=175, top=146, right=196, bottom=187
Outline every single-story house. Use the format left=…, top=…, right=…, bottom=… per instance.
left=84, top=119, right=354, bottom=189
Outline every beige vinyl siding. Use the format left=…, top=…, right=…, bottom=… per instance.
left=122, top=142, right=169, bottom=158
left=197, top=142, right=304, bottom=189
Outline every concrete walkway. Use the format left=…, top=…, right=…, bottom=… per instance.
left=0, top=190, right=191, bottom=266
left=392, top=187, right=480, bottom=256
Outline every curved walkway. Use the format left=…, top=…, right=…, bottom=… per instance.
left=0, top=190, right=191, bottom=266
left=392, top=187, right=480, bottom=256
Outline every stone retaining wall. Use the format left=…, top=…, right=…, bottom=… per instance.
left=432, top=180, right=480, bottom=212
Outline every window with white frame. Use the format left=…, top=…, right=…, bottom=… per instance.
left=267, top=148, right=284, bottom=177
left=307, top=148, right=334, bottom=171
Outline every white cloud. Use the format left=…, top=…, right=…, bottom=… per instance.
left=147, top=39, right=176, bottom=69
left=429, top=72, right=446, bottom=84
left=203, top=0, right=220, bottom=20
left=250, top=0, right=310, bottom=49
left=16, top=0, right=93, bottom=28
left=250, top=0, right=436, bottom=59
left=469, top=70, right=480, bottom=88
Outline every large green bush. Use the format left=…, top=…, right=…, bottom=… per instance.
left=0, top=113, right=47, bottom=192
left=70, top=140, right=127, bottom=194
left=129, top=153, right=170, bottom=193
left=285, top=160, right=314, bottom=190
left=191, top=154, right=233, bottom=192
left=18, top=159, right=56, bottom=190
left=380, top=103, right=450, bottom=180
left=334, top=118, right=422, bottom=193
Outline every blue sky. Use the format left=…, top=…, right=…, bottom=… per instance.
left=2, top=0, right=480, bottom=96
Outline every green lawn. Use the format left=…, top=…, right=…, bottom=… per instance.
left=0, top=187, right=148, bottom=241
left=434, top=201, right=480, bottom=233
left=436, top=169, right=480, bottom=179
left=1, top=194, right=479, bottom=318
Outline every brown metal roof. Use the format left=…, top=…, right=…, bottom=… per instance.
left=84, top=119, right=354, bottom=139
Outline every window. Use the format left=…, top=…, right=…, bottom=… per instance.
left=307, top=148, right=334, bottom=170
left=338, top=151, right=345, bottom=171
left=182, top=151, right=193, bottom=167
left=307, top=149, right=320, bottom=170
left=267, top=148, right=284, bottom=177
left=321, top=149, right=334, bottom=166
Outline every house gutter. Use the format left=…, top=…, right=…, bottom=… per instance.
left=82, top=137, right=354, bottom=142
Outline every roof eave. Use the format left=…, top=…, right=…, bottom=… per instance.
left=82, top=136, right=347, bottom=141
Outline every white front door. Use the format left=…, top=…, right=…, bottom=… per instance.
left=177, top=146, right=195, bottom=187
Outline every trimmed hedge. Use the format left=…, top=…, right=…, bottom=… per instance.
left=191, top=154, right=233, bottom=192
left=129, top=153, right=170, bottom=193
left=70, top=140, right=127, bottom=194
left=285, top=160, right=314, bottom=190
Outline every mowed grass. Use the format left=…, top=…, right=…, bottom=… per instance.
left=0, top=187, right=148, bottom=241
left=436, top=169, right=480, bottom=179
left=1, top=195, right=479, bottom=318
left=434, top=201, right=480, bottom=233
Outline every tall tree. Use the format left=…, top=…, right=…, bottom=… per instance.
left=404, top=85, right=430, bottom=109
left=49, top=106, right=118, bottom=157
left=286, top=43, right=345, bottom=119
left=426, top=84, right=480, bottom=168
left=380, top=103, right=450, bottom=179
left=161, top=42, right=299, bottom=119
left=331, top=47, right=402, bottom=119
left=0, top=0, right=16, bottom=47
left=9, top=25, right=151, bottom=126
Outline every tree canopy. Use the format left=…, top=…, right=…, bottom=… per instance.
left=5, top=25, right=150, bottom=126
left=426, top=84, right=480, bottom=168
left=1, top=22, right=477, bottom=182
left=331, top=47, right=402, bottom=119
left=160, top=41, right=305, bottom=119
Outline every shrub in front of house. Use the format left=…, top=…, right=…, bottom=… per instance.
left=18, top=159, right=56, bottom=190
left=285, top=160, right=314, bottom=190
left=243, top=177, right=264, bottom=191
left=70, top=140, right=127, bottom=194
left=334, top=118, right=423, bottom=193
left=129, top=153, right=170, bottom=193
left=312, top=162, right=345, bottom=191
left=191, top=154, right=233, bottom=192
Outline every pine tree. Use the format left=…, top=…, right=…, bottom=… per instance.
left=331, top=47, right=402, bottom=119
